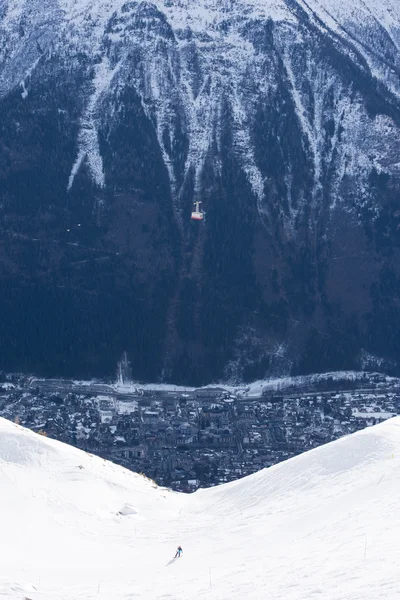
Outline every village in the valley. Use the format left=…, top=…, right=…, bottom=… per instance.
left=0, top=369, right=399, bottom=492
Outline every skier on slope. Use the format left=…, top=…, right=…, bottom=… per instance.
left=174, top=545, right=183, bottom=558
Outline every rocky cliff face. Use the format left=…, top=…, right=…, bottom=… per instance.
left=1, top=0, right=400, bottom=384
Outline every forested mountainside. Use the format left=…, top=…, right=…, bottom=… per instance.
left=1, top=0, right=400, bottom=384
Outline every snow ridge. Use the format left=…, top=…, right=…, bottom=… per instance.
left=2, top=415, right=400, bottom=599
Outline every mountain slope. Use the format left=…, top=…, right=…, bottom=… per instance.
left=1, top=0, right=400, bottom=382
left=1, top=416, right=400, bottom=599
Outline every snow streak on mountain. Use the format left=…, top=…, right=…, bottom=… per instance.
left=1, top=0, right=400, bottom=383
left=1, top=416, right=400, bottom=599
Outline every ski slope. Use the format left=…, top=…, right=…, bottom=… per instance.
left=0, top=417, right=399, bottom=599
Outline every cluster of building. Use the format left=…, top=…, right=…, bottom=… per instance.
left=0, top=373, right=398, bottom=492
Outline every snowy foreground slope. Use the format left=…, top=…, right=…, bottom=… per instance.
left=0, top=418, right=399, bottom=599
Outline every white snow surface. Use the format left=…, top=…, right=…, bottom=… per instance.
left=1, top=416, right=400, bottom=599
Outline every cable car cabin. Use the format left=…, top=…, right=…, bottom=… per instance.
left=191, top=200, right=204, bottom=221
left=191, top=210, right=204, bottom=221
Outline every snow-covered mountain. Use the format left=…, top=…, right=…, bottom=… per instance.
left=1, top=415, right=400, bottom=599
left=1, top=0, right=400, bottom=383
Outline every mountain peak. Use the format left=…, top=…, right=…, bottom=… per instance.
left=1, top=0, right=400, bottom=382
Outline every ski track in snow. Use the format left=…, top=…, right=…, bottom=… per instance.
left=1, top=416, right=400, bottom=599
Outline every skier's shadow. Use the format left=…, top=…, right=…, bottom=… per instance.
left=166, top=558, right=178, bottom=567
